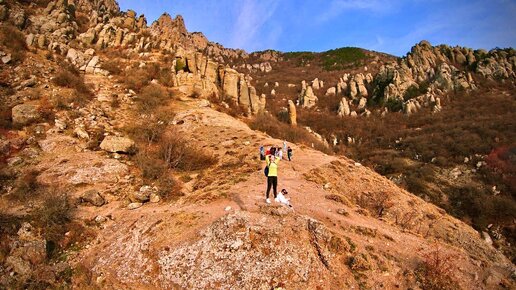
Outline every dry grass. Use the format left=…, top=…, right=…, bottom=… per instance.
left=0, top=24, right=28, bottom=63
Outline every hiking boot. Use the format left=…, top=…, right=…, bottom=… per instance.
left=274, top=197, right=279, bottom=203
left=266, top=198, right=271, bottom=204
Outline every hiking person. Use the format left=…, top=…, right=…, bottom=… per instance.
left=259, top=146, right=265, bottom=160
left=283, top=140, right=287, bottom=153
left=277, top=146, right=283, bottom=160
left=265, top=153, right=280, bottom=204
left=277, top=189, right=292, bottom=207
left=287, top=147, right=293, bottom=161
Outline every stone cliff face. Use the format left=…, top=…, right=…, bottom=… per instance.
left=2, top=0, right=264, bottom=114
left=370, top=41, right=515, bottom=114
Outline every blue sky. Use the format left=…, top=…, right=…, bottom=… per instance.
left=117, top=0, right=516, bottom=56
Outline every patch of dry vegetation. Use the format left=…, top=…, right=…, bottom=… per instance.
left=0, top=24, right=28, bottom=63
left=52, top=63, right=93, bottom=108
left=415, top=246, right=457, bottom=290
left=248, top=112, right=331, bottom=154
left=297, top=84, right=516, bottom=261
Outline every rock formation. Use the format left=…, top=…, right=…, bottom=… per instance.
left=288, top=100, right=297, bottom=125
left=337, top=98, right=351, bottom=117
left=298, top=85, right=318, bottom=108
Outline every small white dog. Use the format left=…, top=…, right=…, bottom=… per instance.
left=275, top=189, right=292, bottom=207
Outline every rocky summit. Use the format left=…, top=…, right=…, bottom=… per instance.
left=0, top=0, right=514, bottom=289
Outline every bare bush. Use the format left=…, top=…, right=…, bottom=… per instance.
left=134, top=150, right=182, bottom=200
left=0, top=24, right=28, bottom=62
left=357, top=191, right=393, bottom=217
left=415, top=245, right=457, bottom=290
left=101, top=59, right=123, bottom=75
left=125, top=121, right=166, bottom=144
left=394, top=209, right=419, bottom=231
left=159, top=130, right=217, bottom=171
left=137, top=84, right=171, bottom=113
left=134, top=150, right=168, bottom=180
left=52, top=65, right=93, bottom=104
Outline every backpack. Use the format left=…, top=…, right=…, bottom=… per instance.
left=264, top=165, right=269, bottom=177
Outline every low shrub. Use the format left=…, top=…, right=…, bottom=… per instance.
left=134, top=149, right=182, bottom=200
left=0, top=25, right=27, bottom=62
left=124, top=67, right=152, bottom=91
left=175, top=59, right=186, bottom=72
left=52, top=65, right=93, bottom=99
left=0, top=103, right=12, bottom=130
left=134, top=150, right=168, bottom=180
left=30, top=191, right=72, bottom=254
left=101, top=59, right=123, bottom=75
left=159, top=130, right=217, bottom=171
left=415, top=245, right=457, bottom=290
left=125, top=121, right=166, bottom=144
left=357, top=191, right=393, bottom=217
left=137, top=84, right=171, bottom=113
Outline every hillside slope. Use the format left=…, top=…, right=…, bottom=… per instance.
left=68, top=82, right=513, bottom=289
left=0, top=0, right=514, bottom=289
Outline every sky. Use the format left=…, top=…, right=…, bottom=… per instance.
left=117, top=0, right=516, bottom=56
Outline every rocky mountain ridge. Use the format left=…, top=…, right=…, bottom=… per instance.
left=0, top=0, right=515, bottom=289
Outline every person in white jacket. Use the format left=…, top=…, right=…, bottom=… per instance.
left=275, top=189, right=292, bottom=207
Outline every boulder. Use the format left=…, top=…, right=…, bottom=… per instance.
left=299, top=86, right=318, bottom=108
left=130, top=185, right=157, bottom=203
left=325, top=87, right=336, bottom=96
left=12, top=104, right=41, bottom=126
left=81, top=189, right=105, bottom=207
left=100, top=136, right=136, bottom=154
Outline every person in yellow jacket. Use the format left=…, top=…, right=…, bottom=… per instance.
left=265, top=154, right=280, bottom=204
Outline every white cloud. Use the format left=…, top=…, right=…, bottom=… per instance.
left=229, top=0, right=280, bottom=51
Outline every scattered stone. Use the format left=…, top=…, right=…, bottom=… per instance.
left=198, top=99, right=211, bottom=108
left=149, top=193, right=161, bottom=203
left=100, top=136, right=136, bottom=154
left=131, top=185, right=157, bottom=203
left=1, top=53, right=11, bottom=64
left=225, top=206, right=232, bottom=211
left=127, top=202, right=143, bottom=210
left=95, top=215, right=108, bottom=223
left=337, top=98, right=350, bottom=117
left=81, top=189, right=105, bottom=207
left=482, top=231, right=493, bottom=246
left=74, top=127, right=90, bottom=139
